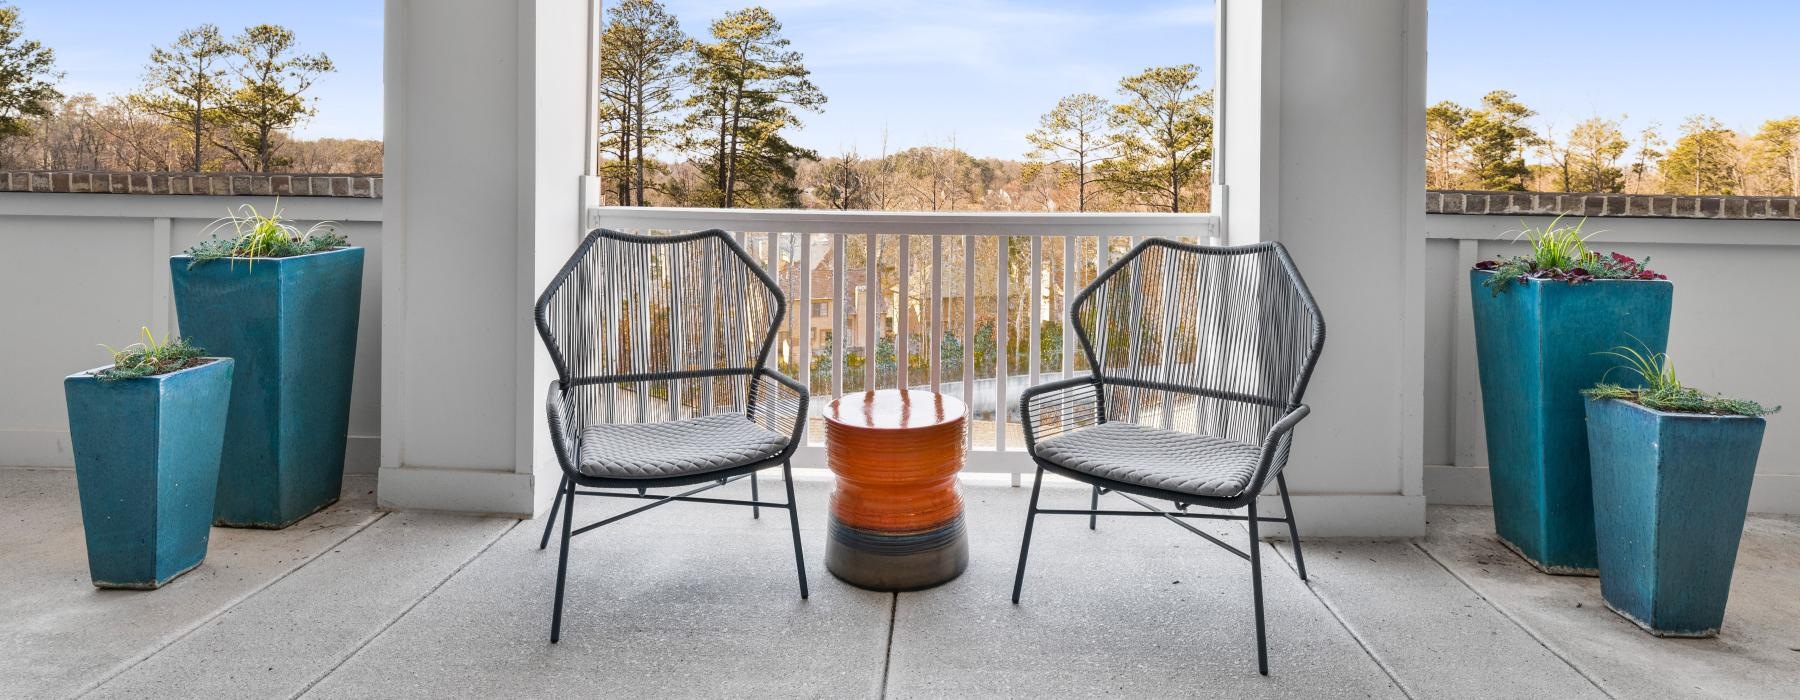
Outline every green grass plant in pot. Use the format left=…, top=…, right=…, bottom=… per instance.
left=65, top=329, right=234, bottom=588
left=1584, top=345, right=1776, bottom=637
left=1469, top=216, right=1670, bottom=575
left=172, top=201, right=363, bottom=529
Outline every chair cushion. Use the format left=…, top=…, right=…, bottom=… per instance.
left=577, top=413, right=788, bottom=479
left=1033, top=422, right=1263, bottom=499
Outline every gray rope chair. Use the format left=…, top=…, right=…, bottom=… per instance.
left=535, top=228, right=810, bottom=643
left=1011, top=238, right=1325, bottom=675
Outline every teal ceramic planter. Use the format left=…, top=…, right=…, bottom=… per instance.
left=1585, top=398, right=1765, bottom=637
left=1469, top=270, right=1671, bottom=574
left=64, top=358, right=234, bottom=589
left=171, top=247, right=363, bottom=529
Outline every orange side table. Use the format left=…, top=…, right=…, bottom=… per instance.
left=823, top=389, right=969, bottom=591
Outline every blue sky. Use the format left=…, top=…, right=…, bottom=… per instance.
left=12, top=0, right=383, bottom=141
left=1431, top=0, right=1798, bottom=141
left=15, top=0, right=1799, bottom=158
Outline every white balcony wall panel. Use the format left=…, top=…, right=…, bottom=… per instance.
left=0, top=194, right=382, bottom=472
left=1423, top=214, right=1800, bottom=514
left=1220, top=0, right=1428, bottom=535
left=381, top=0, right=588, bottom=517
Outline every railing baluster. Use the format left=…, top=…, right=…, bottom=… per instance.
left=930, top=234, right=943, bottom=393
left=898, top=233, right=910, bottom=390
left=797, top=232, right=812, bottom=443
left=962, top=234, right=975, bottom=451
left=832, top=235, right=845, bottom=401
left=1062, top=235, right=1075, bottom=380
left=995, top=236, right=1008, bottom=452
left=864, top=233, right=877, bottom=391
left=1028, top=235, right=1042, bottom=393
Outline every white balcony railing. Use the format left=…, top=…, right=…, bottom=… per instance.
left=589, top=206, right=1221, bottom=472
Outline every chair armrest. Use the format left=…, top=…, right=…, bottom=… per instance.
left=1020, top=376, right=1103, bottom=451
left=545, top=381, right=578, bottom=475
left=1249, top=403, right=1312, bottom=490
left=749, top=367, right=810, bottom=449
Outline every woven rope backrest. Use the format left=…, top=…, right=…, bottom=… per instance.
left=535, top=229, right=783, bottom=428
left=1071, top=239, right=1323, bottom=449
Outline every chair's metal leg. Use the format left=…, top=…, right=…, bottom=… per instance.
left=1277, top=473, right=1307, bottom=581
left=1088, top=484, right=1100, bottom=530
left=1248, top=500, right=1268, bottom=675
left=752, top=471, right=761, bottom=519
left=550, top=480, right=576, bottom=643
left=1011, top=468, right=1046, bottom=604
left=782, top=461, right=808, bottom=599
left=539, top=474, right=568, bottom=550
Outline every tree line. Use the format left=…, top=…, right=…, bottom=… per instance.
left=1429, top=90, right=1800, bottom=196
left=0, top=6, right=379, bottom=173
left=594, top=0, right=1213, bottom=213
left=7, top=3, right=1797, bottom=200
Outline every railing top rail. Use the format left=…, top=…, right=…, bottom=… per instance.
left=590, top=206, right=1218, bottom=237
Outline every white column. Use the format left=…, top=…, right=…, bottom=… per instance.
left=380, top=0, right=590, bottom=516
left=1220, top=0, right=1428, bottom=536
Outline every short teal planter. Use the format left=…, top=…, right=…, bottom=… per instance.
left=1469, top=270, right=1671, bottom=574
left=171, top=247, right=363, bottom=529
left=64, top=358, right=234, bottom=589
left=1585, top=398, right=1765, bottom=637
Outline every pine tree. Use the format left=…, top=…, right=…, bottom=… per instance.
left=599, top=0, right=689, bottom=206
left=1747, top=117, right=1800, bottom=196
left=1024, top=93, right=1112, bottom=211
left=130, top=25, right=231, bottom=171
left=1097, top=64, right=1212, bottom=212
left=0, top=4, right=61, bottom=141
left=1660, top=115, right=1739, bottom=195
left=1425, top=101, right=1470, bottom=189
left=1561, top=116, right=1628, bottom=192
left=1462, top=90, right=1537, bottom=191
left=213, top=25, right=334, bottom=172
left=682, top=7, right=824, bottom=208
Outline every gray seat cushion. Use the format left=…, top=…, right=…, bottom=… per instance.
left=577, top=413, right=788, bottom=479
left=1033, top=422, right=1263, bottom=498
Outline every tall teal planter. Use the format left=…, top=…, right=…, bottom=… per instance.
left=171, top=248, right=363, bottom=529
left=65, top=358, right=234, bottom=589
left=1469, top=271, right=1671, bottom=574
left=1585, top=398, right=1765, bottom=637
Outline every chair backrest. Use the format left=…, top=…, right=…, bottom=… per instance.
left=1070, top=238, right=1324, bottom=448
left=535, top=228, right=784, bottom=424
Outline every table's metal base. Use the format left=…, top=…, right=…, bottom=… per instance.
left=825, top=514, right=969, bottom=591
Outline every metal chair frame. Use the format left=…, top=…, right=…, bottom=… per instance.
left=1011, top=237, right=1326, bottom=675
left=534, top=228, right=810, bottom=643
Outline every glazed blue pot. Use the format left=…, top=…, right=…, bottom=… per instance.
left=171, top=248, right=363, bottom=529
left=65, top=358, right=234, bottom=589
left=1469, top=271, right=1671, bottom=574
left=1585, top=398, right=1765, bottom=637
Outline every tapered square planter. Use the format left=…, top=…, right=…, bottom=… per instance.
left=65, top=358, right=234, bottom=589
left=1585, top=398, right=1765, bottom=637
left=1469, top=271, right=1671, bottom=574
left=172, top=247, right=363, bottom=529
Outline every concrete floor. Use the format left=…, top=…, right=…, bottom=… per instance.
left=4, top=466, right=1797, bottom=699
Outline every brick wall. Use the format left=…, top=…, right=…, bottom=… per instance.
left=1428, top=190, right=1798, bottom=221
left=0, top=171, right=381, bottom=198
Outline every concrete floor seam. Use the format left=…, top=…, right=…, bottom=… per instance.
left=1266, top=538, right=1419, bottom=699
left=71, top=511, right=392, bottom=699
left=877, top=591, right=898, bottom=699
left=290, top=518, right=523, bottom=700
left=1410, top=540, right=1618, bottom=699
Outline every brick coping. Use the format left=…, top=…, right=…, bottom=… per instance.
left=2, top=171, right=380, bottom=198
left=4, top=170, right=1796, bottom=220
